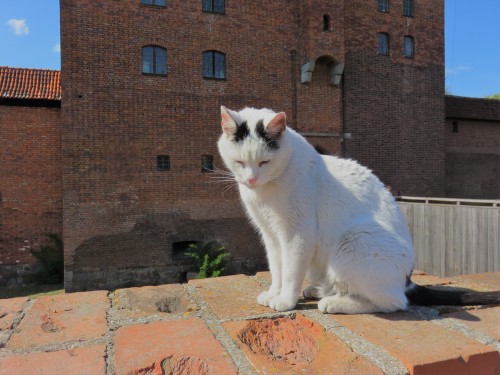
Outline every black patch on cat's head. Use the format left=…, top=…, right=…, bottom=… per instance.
left=233, top=121, right=250, bottom=143
left=255, top=120, right=279, bottom=150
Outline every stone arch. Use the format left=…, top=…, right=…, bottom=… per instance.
left=301, top=55, right=344, bottom=86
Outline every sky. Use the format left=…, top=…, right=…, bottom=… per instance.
left=1, top=0, right=499, bottom=98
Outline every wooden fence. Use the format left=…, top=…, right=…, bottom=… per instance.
left=397, top=196, right=499, bottom=277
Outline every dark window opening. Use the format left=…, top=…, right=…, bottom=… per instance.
left=203, top=51, right=226, bottom=79
left=378, top=0, right=389, bottom=12
left=202, top=0, right=225, bottom=13
left=157, top=155, right=170, bottom=171
left=201, top=155, right=214, bottom=172
left=323, top=14, right=330, bottom=31
left=142, top=46, right=167, bottom=75
left=403, top=0, right=413, bottom=17
left=452, top=121, right=459, bottom=133
left=403, top=36, right=414, bottom=58
left=378, top=33, right=389, bottom=55
left=172, top=241, right=201, bottom=262
left=141, top=0, right=167, bottom=6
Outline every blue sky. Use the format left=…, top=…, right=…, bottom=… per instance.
left=1, top=0, right=499, bottom=98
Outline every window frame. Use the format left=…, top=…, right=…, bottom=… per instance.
left=141, top=0, right=167, bottom=7
left=202, top=51, right=226, bottom=80
left=202, top=0, right=225, bottom=14
left=378, top=33, right=389, bottom=56
left=403, top=0, right=414, bottom=17
left=157, top=155, right=171, bottom=171
left=403, top=36, right=414, bottom=58
left=142, top=46, right=167, bottom=75
left=378, top=0, right=389, bottom=13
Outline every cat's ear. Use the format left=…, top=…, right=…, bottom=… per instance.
left=221, top=106, right=238, bottom=136
left=266, top=112, right=286, bottom=140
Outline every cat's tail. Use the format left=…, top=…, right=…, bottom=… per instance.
left=405, top=279, right=500, bottom=306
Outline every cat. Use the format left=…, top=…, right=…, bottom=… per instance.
left=217, top=106, right=500, bottom=314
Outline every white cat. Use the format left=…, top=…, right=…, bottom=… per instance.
left=217, top=106, right=499, bottom=314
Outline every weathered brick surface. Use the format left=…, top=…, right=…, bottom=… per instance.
left=0, top=272, right=498, bottom=374
left=330, top=311, right=499, bottom=375
left=7, top=291, right=108, bottom=349
left=114, top=318, right=237, bottom=375
left=0, top=297, right=27, bottom=331
left=0, top=344, right=106, bottom=375
left=224, top=313, right=384, bottom=374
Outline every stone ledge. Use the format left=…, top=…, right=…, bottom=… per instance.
left=0, top=271, right=498, bottom=374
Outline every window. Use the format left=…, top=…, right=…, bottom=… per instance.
left=142, top=46, right=167, bottom=75
left=378, top=33, right=389, bottom=55
left=202, top=0, right=224, bottom=13
left=323, top=14, right=330, bottom=31
left=201, top=155, right=214, bottom=172
left=378, top=0, right=389, bottom=12
left=403, top=0, right=413, bottom=17
left=452, top=121, right=459, bottom=133
left=203, top=51, right=226, bottom=79
left=403, top=36, right=414, bottom=58
left=157, top=155, right=170, bottom=171
left=141, top=0, right=166, bottom=6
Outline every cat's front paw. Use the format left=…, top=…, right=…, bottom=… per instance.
left=257, top=291, right=274, bottom=306
left=268, top=295, right=297, bottom=312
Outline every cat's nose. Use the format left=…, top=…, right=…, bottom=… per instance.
left=247, top=177, right=257, bottom=186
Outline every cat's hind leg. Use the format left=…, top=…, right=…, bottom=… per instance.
left=318, top=294, right=379, bottom=314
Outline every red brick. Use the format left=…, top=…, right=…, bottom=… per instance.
left=7, top=291, right=109, bottom=349
left=189, top=274, right=273, bottom=319
left=111, top=284, right=197, bottom=320
left=0, top=344, right=106, bottom=375
left=441, top=306, right=500, bottom=341
left=224, top=313, right=383, bottom=374
left=0, top=297, right=28, bottom=331
left=330, top=312, right=499, bottom=375
left=114, top=318, right=237, bottom=375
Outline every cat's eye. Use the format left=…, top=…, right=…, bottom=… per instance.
left=235, top=161, right=245, bottom=167
left=259, top=160, right=270, bottom=167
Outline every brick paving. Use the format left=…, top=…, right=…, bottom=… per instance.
left=0, top=271, right=498, bottom=374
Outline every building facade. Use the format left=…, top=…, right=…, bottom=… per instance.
left=1, top=0, right=450, bottom=289
left=58, top=0, right=445, bottom=291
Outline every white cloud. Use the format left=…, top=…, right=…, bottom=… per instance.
left=6, top=19, right=29, bottom=36
left=445, top=65, right=471, bottom=76
left=53, top=42, right=61, bottom=53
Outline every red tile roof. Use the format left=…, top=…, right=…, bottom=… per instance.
left=446, top=95, right=500, bottom=122
left=0, top=66, right=61, bottom=101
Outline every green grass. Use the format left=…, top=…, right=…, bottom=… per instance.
left=0, top=284, right=64, bottom=300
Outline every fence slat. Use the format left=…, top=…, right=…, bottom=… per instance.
left=398, top=201, right=500, bottom=276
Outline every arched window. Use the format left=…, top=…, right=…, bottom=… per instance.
left=202, top=51, right=226, bottom=79
left=403, top=36, right=414, bottom=58
left=323, top=14, right=331, bottom=31
left=142, top=46, right=167, bottom=75
left=378, top=33, right=389, bottom=55
left=403, top=0, right=414, bottom=17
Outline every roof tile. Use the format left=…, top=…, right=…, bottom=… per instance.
left=0, top=66, right=61, bottom=101
left=446, top=95, right=500, bottom=122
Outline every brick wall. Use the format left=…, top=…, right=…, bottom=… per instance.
left=342, top=0, right=445, bottom=196
left=59, top=0, right=446, bottom=290
left=0, top=103, right=62, bottom=285
left=445, top=118, right=500, bottom=198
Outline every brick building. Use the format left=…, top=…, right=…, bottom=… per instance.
left=2, top=0, right=455, bottom=289
left=0, top=67, right=62, bottom=285
left=445, top=95, right=500, bottom=199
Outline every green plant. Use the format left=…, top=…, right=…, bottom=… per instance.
left=29, top=233, right=64, bottom=284
left=185, top=241, right=230, bottom=279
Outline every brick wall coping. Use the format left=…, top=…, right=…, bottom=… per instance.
left=0, top=271, right=498, bottom=374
